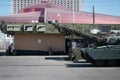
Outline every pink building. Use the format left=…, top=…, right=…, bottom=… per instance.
left=0, top=2, right=120, bottom=24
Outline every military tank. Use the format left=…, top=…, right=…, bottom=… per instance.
left=81, top=36, right=120, bottom=66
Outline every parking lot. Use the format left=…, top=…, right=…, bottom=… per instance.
left=0, top=56, right=120, bottom=80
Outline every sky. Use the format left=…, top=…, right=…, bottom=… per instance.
left=83, top=0, right=120, bottom=16
left=0, top=0, right=120, bottom=16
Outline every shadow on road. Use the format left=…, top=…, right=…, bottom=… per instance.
left=66, top=63, right=95, bottom=68
left=66, top=63, right=120, bottom=68
left=45, top=56, right=68, bottom=61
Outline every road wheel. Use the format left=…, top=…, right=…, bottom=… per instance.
left=107, top=60, right=118, bottom=66
left=94, top=60, right=106, bottom=66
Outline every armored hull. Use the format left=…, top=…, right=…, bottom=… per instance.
left=81, top=45, right=120, bottom=66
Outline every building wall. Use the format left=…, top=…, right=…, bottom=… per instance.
left=1, top=8, right=120, bottom=24
left=11, top=0, right=82, bottom=14
left=14, top=33, right=65, bottom=51
left=44, top=8, right=120, bottom=24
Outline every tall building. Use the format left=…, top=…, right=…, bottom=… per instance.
left=11, top=0, right=82, bottom=14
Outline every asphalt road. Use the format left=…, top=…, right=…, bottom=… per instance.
left=0, top=56, right=120, bottom=80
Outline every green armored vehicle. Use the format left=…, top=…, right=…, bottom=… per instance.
left=81, top=36, right=120, bottom=66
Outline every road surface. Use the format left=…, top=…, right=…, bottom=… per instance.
left=0, top=56, right=120, bottom=80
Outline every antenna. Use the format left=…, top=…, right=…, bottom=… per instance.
left=93, top=6, right=95, bottom=25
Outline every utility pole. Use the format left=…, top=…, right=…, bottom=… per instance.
left=72, top=0, right=75, bottom=23
left=93, top=6, right=95, bottom=26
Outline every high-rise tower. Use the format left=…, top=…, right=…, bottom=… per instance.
left=11, top=0, right=82, bottom=14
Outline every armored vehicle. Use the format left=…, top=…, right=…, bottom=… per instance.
left=81, top=45, right=120, bottom=66
left=0, top=22, right=65, bottom=55
left=48, top=20, right=120, bottom=66
left=81, top=36, right=120, bottom=66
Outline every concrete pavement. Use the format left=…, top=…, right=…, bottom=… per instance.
left=0, top=56, right=120, bottom=80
